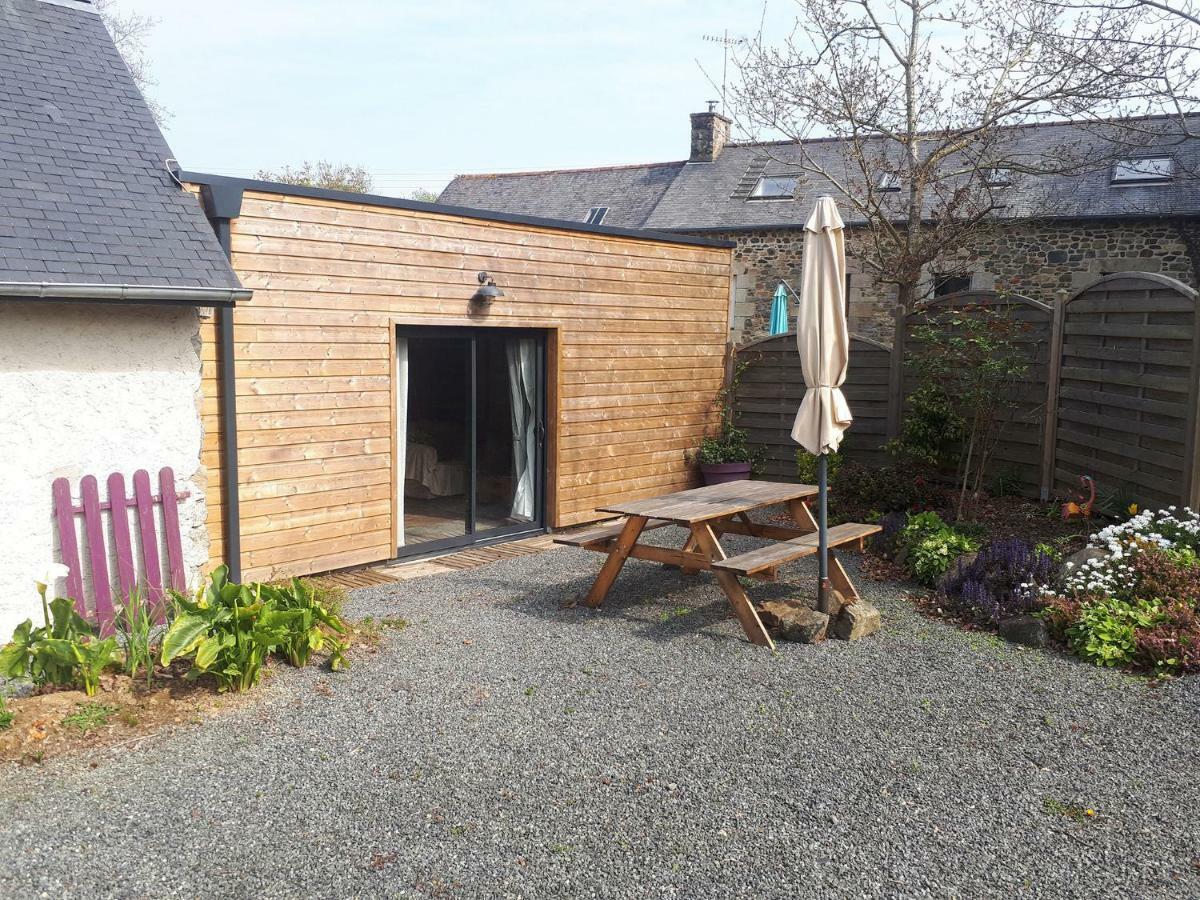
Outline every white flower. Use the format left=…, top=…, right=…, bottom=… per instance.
left=33, top=562, right=70, bottom=591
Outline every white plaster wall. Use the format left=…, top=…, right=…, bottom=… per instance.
left=0, top=301, right=209, bottom=637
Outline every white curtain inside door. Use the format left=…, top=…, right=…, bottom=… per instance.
left=505, top=337, right=537, bottom=521
left=395, top=336, right=409, bottom=547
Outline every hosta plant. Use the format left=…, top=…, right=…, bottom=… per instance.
left=1063, top=596, right=1165, bottom=668
left=161, top=566, right=295, bottom=692
left=898, top=512, right=978, bottom=587
left=263, top=578, right=349, bottom=670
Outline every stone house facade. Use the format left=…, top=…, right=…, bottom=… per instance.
left=440, top=109, right=1200, bottom=346
left=720, top=218, right=1200, bottom=343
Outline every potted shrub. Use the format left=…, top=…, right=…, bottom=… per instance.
left=695, top=423, right=756, bottom=485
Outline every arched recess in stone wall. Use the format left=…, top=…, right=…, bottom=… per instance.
left=1050, top=272, right=1200, bottom=509
left=734, top=331, right=892, bottom=480
left=901, top=290, right=1054, bottom=496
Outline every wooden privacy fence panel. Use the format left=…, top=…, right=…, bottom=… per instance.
left=734, top=332, right=892, bottom=479
left=52, top=467, right=189, bottom=634
left=901, top=292, right=1053, bottom=497
left=1050, top=273, right=1200, bottom=509
left=735, top=275, right=1200, bottom=510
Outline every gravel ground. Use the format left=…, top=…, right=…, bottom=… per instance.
left=1, top=528, right=1198, bottom=899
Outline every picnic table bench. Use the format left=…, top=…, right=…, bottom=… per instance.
left=556, top=480, right=880, bottom=650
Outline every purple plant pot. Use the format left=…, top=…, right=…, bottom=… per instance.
left=700, top=462, right=752, bottom=485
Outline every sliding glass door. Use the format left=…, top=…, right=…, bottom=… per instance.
left=396, top=326, right=546, bottom=557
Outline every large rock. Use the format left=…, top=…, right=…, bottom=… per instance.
left=818, top=588, right=847, bottom=620
left=758, top=601, right=830, bottom=644
left=998, top=614, right=1050, bottom=648
left=1061, top=546, right=1108, bottom=579
left=948, top=551, right=978, bottom=576
left=833, top=600, right=882, bottom=641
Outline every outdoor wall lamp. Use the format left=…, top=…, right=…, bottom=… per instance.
left=472, top=271, right=505, bottom=303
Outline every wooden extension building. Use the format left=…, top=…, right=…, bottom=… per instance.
left=184, top=175, right=735, bottom=582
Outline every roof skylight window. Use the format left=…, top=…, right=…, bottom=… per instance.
left=1112, top=157, right=1173, bottom=184
left=877, top=172, right=901, bottom=192
left=749, top=175, right=799, bottom=199
left=584, top=206, right=609, bottom=225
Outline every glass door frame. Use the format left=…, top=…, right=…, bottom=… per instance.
left=395, top=325, right=547, bottom=560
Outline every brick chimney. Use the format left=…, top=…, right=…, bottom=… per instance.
left=690, top=102, right=731, bottom=163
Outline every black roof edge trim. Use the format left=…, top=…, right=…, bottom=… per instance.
left=179, top=172, right=736, bottom=249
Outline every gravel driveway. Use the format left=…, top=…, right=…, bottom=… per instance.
left=1, top=529, right=1197, bottom=899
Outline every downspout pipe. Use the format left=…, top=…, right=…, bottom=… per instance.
left=198, top=182, right=247, bottom=582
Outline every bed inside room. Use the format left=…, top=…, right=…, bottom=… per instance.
left=398, top=330, right=541, bottom=549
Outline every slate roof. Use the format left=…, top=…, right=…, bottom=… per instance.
left=439, top=161, right=685, bottom=229
left=0, top=0, right=243, bottom=291
left=440, top=117, right=1200, bottom=232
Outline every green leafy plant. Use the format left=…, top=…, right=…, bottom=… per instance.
left=161, top=567, right=352, bottom=692
left=61, top=702, right=118, bottom=733
left=0, top=597, right=119, bottom=696
left=161, top=566, right=295, bottom=692
left=263, top=578, right=350, bottom=670
left=0, top=695, right=13, bottom=730
left=113, top=588, right=167, bottom=688
left=899, top=511, right=979, bottom=586
left=796, top=448, right=843, bottom=484
left=891, top=305, right=1031, bottom=518
left=694, top=355, right=763, bottom=468
left=695, top=425, right=758, bottom=465
left=1065, top=597, right=1165, bottom=667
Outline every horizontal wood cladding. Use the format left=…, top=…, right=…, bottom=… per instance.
left=200, top=190, right=731, bottom=580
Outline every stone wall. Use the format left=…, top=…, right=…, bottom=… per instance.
left=0, top=301, right=210, bottom=637
left=714, top=218, right=1200, bottom=345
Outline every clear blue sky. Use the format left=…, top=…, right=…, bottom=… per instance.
left=119, top=0, right=790, bottom=197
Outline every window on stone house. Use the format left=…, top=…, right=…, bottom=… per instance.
left=584, top=207, right=609, bottom=225
left=749, top=175, right=799, bottom=199
left=1111, top=157, right=1173, bottom=184
left=934, top=273, right=972, bottom=297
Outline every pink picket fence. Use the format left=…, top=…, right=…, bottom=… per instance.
left=52, top=467, right=190, bottom=634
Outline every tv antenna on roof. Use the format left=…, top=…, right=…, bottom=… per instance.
left=702, top=30, right=747, bottom=115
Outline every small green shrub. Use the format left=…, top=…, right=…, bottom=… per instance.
left=830, top=461, right=927, bottom=522
left=795, top=448, right=843, bottom=484
left=695, top=425, right=758, bottom=466
left=263, top=578, right=349, bottom=670
left=1065, top=597, right=1164, bottom=668
left=899, top=511, right=978, bottom=587
left=0, top=695, right=13, bottom=730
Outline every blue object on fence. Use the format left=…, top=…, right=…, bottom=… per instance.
left=768, top=283, right=789, bottom=335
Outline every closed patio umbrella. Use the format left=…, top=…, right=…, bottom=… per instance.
left=768, top=283, right=789, bottom=335
left=790, top=197, right=853, bottom=610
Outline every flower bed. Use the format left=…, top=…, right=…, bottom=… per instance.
left=0, top=566, right=390, bottom=764
left=872, top=501, right=1200, bottom=676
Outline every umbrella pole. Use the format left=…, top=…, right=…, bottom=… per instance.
left=817, top=451, right=830, bottom=611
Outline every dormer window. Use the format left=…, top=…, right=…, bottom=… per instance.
left=749, top=175, right=799, bottom=199
left=584, top=206, right=609, bottom=225
left=1112, top=157, right=1173, bottom=185
left=877, top=172, right=901, bottom=193
left=985, top=168, right=1012, bottom=186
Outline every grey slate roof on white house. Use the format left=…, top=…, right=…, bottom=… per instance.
left=0, top=0, right=244, bottom=295
left=440, top=116, right=1200, bottom=232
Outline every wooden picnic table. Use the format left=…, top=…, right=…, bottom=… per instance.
left=555, top=480, right=880, bottom=651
